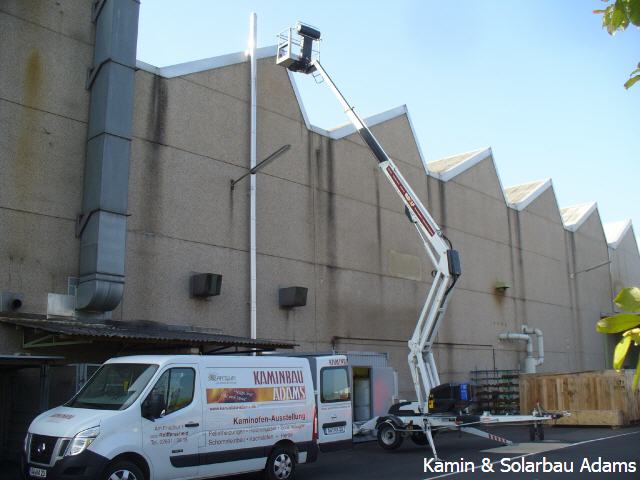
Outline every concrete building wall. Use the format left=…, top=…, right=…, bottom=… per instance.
left=565, top=210, right=613, bottom=370
left=610, top=228, right=640, bottom=294
left=0, top=1, right=92, bottom=314
left=2, top=3, right=639, bottom=403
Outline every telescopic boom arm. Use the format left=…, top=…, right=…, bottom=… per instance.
left=310, top=60, right=462, bottom=413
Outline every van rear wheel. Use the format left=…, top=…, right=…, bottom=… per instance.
left=103, top=460, right=144, bottom=480
left=265, top=446, right=296, bottom=480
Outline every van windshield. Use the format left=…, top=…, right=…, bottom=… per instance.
left=67, top=363, right=158, bottom=411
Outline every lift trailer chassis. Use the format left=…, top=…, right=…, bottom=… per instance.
left=356, top=410, right=564, bottom=459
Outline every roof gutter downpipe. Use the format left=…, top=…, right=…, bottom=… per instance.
left=76, top=0, right=140, bottom=312
left=498, top=325, right=544, bottom=373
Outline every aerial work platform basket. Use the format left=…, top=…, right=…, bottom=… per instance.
left=276, top=22, right=321, bottom=74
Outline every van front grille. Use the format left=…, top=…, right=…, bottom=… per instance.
left=29, top=434, right=58, bottom=465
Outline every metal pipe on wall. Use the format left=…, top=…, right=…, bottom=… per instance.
left=498, top=325, right=544, bottom=373
left=249, top=13, right=257, bottom=340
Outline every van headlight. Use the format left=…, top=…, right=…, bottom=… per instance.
left=65, top=426, right=100, bottom=456
left=24, top=432, right=30, bottom=453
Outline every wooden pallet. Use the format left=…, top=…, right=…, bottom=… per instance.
left=519, top=370, right=640, bottom=427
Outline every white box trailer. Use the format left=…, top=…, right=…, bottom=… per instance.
left=23, top=353, right=352, bottom=480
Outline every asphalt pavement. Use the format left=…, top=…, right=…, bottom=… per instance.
left=8, top=425, right=640, bottom=479
left=292, top=425, right=640, bottom=480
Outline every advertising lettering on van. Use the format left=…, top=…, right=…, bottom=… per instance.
left=207, top=385, right=306, bottom=404
left=233, top=412, right=307, bottom=425
left=253, top=369, right=304, bottom=385
left=208, top=372, right=237, bottom=385
left=328, top=358, right=347, bottom=366
left=206, top=368, right=306, bottom=404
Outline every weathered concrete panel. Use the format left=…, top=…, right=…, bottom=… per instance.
left=0, top=11, right=92, bottom=122
left=445, top=228, right=514, bottom=296
left=254, top=255, right=316, bottom=344
left=440, top=180, right=511, bottom=245
left=183, top=61, right=250, bottom=104
left=314, top=135, right=428, bottom=216
left=256, top=174, right=314, bottom=264
left=314, top=191, right=385, bottom=274
left=121, top=232, right=250, bottom=336
left=512, top=206, right=566, bottom=261
left=256, top=109, right=311, bottom=187
left=0, top=0, right=94, bottom=46
left=342, top=114, right=425, bottom=171
left=314, top=265, right=424, bottom=345
left=518, top=248, right=570, bottom=307
left=127, top=138, right=249, bottom=251
left=610, top=230, right=640, bottom=293
left=521, top=186, right=563, bottom=223
left=439, top=287, right=517, bottom=346
left=521, top=299, right=575, bottom=372
left=256, top=57, right=305, bottom=124
left=0, top=209, right=78, bottom=314
left=132, top=71, right=249, bottom=168
left=380, top=208, right=430, bottom=280
left=446, top=156, right=505, bottom=202
left=0, top=99, right=85, bottom=219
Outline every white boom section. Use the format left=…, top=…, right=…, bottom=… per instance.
left=311, top=60, right=459, bottom=413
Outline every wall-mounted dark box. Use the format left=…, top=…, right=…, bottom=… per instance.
left=190, top=273, right=222, bottom=298
left=278, top=286, right=307, bottom=308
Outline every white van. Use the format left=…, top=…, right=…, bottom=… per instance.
left=23, top=354, right=352, bottom=480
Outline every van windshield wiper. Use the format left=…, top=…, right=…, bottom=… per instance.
left=70, top=400, right=120, bottom=410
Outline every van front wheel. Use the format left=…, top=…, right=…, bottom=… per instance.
left=103, top=460, right=145, bottom=480
left=265, top=446, right=296, bottom=480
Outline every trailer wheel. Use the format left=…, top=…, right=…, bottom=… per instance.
left=529, top=423, right=544, bottom=442
left=103, top=460, right=145, bottom=480
left=265, top=446, right=296, bottom=480
left=377, top=422, right=403, bottom=450
left=410, top=431, right=429, bottom=446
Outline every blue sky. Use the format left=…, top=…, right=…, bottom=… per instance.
left=138, top=1, right=639, bottom=242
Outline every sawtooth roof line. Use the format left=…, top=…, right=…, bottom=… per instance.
left=137, top=48, right=429, bottom=174
left=561, top=202, right=598, bottom=232
left=427, top=147, right=493, bottom=181
left=136, top=45, right=278, bottom=78
left=135, top=48, right=638, bottom=250
left=504, top=178, right=553, bottom=211
left=604, top=220, right=633, bottom=249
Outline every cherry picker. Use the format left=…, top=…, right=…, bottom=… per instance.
left=276, top=23, right=565, bottom=460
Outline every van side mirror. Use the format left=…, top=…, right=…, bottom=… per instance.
left=142, top=393, right=166, bottom=421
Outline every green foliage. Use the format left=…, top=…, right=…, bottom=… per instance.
left=594, top=0, right=640, bottom=89
left=614, top=286, right=640, bottom=311
left=596, top=313, right=640, bottom=333
left=598, top=287, right=640, bottom=390
left=614, top=335, right=632, bottom=369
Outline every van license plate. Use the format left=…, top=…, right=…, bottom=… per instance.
left=29, top=467, right=47, bottom=478
left=324, top=426, right=345, bottom=435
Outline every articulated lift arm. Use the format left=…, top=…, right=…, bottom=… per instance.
left=278, top=27, right=563, bottom=460
left=276, top=24, right=460, bottom=412
left=309, top=61, right=461, bottom=413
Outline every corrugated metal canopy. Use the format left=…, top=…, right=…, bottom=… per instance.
left=0, top=315, right=294, bottom=350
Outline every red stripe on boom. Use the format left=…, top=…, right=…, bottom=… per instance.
left=386, top=166, right=435, bottom=236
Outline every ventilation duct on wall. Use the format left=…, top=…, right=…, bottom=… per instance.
left=76, top=0, right=140, bottom=312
